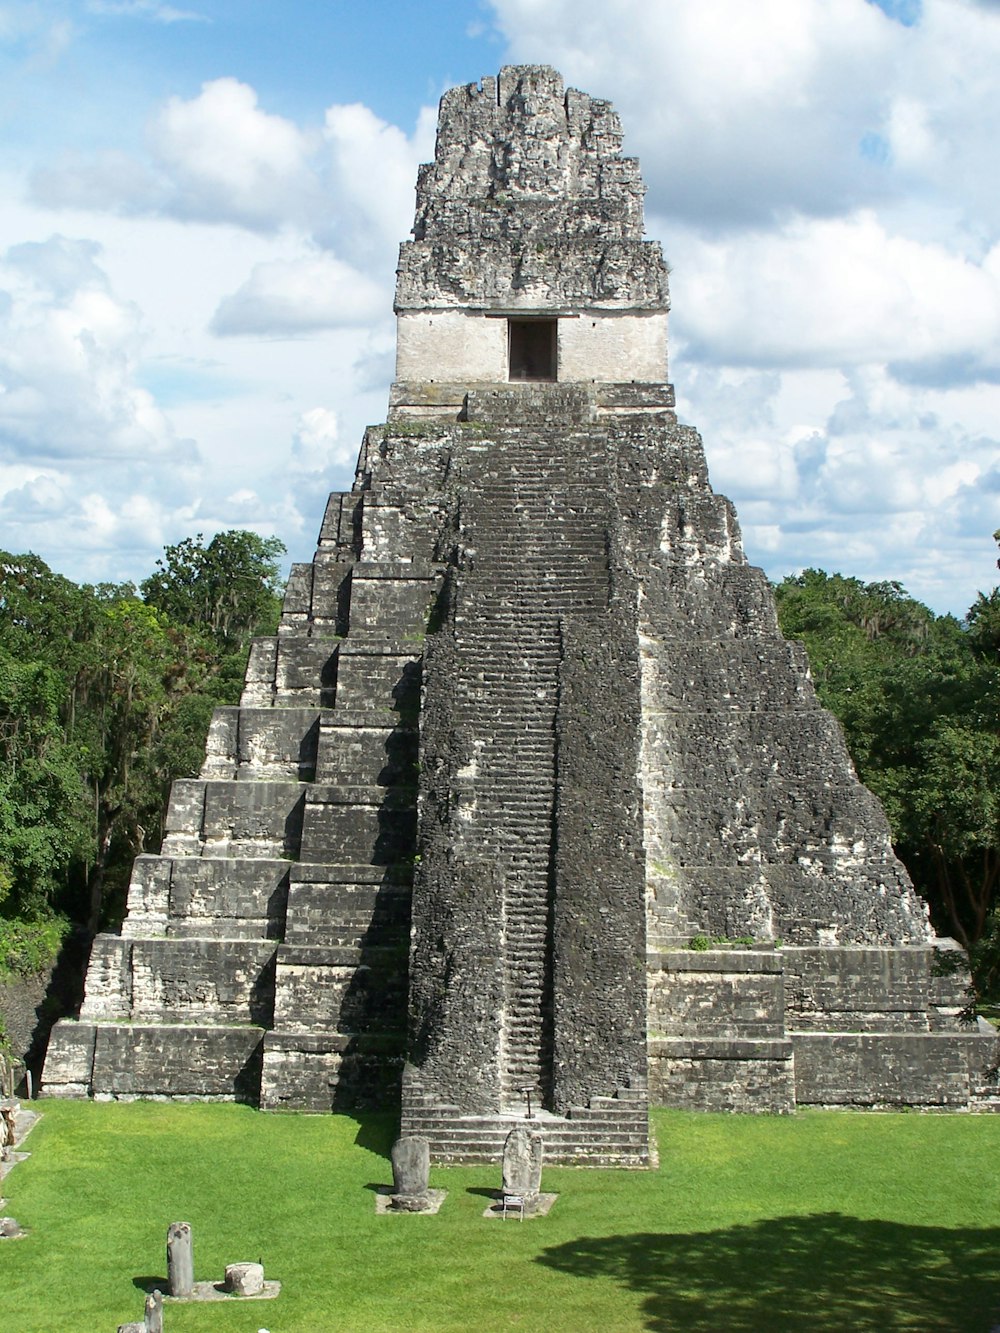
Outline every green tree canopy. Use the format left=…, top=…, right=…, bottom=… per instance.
left=140, top=530, right=285, bottom=647
left=775, top=562, right=1000, bottom=979
left=0, top=532, right=286, bottom=931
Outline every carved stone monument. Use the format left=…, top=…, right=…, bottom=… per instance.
left=144, top=1291, right=163, bottom=1333
left=0, top=1105, right=15, bottom=1163
left=501, top=1126, right=543, bottom=1207
left=44, top=65, right=999, bottom=1163
left=390, top=1135, right=431, bottom=1212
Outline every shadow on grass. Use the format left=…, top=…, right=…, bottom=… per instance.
left=536, top=1213, right=1000, bottom=1332
left=132, top=1276, right=166, bottom=1294
left=345, top=1112, right=397, bottom=1160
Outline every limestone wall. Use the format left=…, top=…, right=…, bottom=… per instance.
left=647, top=945, right=999, bottom=1112
left=394, top=309, right=668, bottom=385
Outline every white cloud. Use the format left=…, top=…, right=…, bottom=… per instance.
left=149, top=79, right=317, bottom=231
left=211, top=253, right=387, bottom=336
left=671, top=212, right=1000, bottom=378
left=0, top=233, right=185, bottom=462
left=86, top=1, right=208, bottom=22
left=29, top=78, right=436, bottom=267
left=319, top=102, right=437, bottom=262
left=680, top=361, right=1000, bottom=611
left=290, top=406, right=355, bottom=474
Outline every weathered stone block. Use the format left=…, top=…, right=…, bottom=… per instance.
left=90, top=1025, right=264, bottom=1100
left=648, top=950, right=784, bottom=1039
left=502, top=1125, right=543, bottom=1200
left=200, top=781, right=305, bottom=858
left=225, top=1261, right=264, bottom=1295
left=40, top=1021, right=97, bottom=1095
left=792, top=1033, right=980, bottom=1108
left=167, top=1221, right=193, bottom=1298
left=391, top=1134, right=431, bottom=1209
left=335, top=645, right=421, bottom=714
left=648, top=1036, right=795, bottom=1113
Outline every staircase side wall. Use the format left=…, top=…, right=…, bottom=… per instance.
left=552, top=612, right=648, bottom=1111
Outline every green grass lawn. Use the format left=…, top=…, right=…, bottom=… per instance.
left=2, top=1101, right=999, bottom=1331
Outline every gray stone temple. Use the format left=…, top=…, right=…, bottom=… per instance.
left=43, top=66, right=998, bottom=1164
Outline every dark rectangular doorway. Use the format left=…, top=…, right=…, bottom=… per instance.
left=508, top=319, right=557, bottom=381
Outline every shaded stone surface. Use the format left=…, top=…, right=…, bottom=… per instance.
left=375, top=1186, right=447, bottom=1216
left=163, top=1279, right=280, bottom=1302
left=390, top=1134, right=431, bottom=1209
left=144, top=1290, right=163, bottom=1333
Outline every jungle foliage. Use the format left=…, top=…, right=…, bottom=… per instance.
left=774, top=537, right=1000, bottom=995
left=0, top=532, right=284, bottom=956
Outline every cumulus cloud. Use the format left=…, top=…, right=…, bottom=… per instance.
left=0, top=233, right=190, bottom=464
left=149, top=78, right=317, bottom=231
left=30, top=78, right=435, bottom=261
left=319, top=102, right=437, bottom=262
left=27, top=78, right=435, bottom=341
left=671, top=213, right=1000, bottom=380
left=290, top=406, right=356, bottom=474
left=211, top=253, right=386, bottom=336
left=680, top=361, right=1000, bottom=610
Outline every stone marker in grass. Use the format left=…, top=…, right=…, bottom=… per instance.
left=502, top=1126, right=543, bottom=1211
left=166, top=1222, right=193, bottom=1298
left=390, top=1135, right=431, bottom=1212
left=225, top=1262, right=265, bottom=1295
left=117, top=1288, right=162, bottom=1333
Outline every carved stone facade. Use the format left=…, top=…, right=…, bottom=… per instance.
left=43, top=67, right=999, bottom=1161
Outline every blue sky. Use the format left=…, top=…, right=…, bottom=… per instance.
left=1, top=0, right=998, bottom=614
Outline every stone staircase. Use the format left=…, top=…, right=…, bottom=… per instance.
left=401, top=1079, right=652, bottom=1166
left=453, top=429, right=611, bottom=1111
left=43, top=436, right=448, bottom=1110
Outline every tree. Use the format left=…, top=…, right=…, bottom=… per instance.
left=0, top=651, right=91, bottom=917
left=775, top=565, right=1000, bottom=980
left=0, top=533, right=287, bottom=931
left=141, top=530, right=285, bottom=648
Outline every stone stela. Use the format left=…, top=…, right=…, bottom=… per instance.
left=166, top=1222, right=193, bottom=1299
left=502, top=1126, right=543, bottom=1206
left=43, top=65, right=1000, bottom=1164
left=390, top=1135, right=432, bottom=1211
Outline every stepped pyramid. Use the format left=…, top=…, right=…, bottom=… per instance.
left=44, top=67, right=998, bottom=1161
